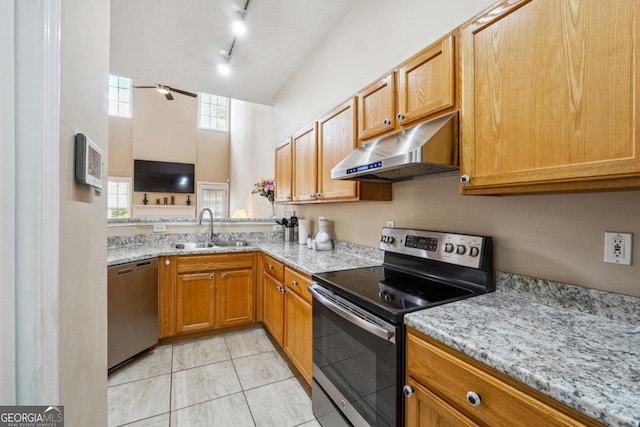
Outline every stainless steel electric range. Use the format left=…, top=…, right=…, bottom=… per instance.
left=309, top=227, right=494, bottom=426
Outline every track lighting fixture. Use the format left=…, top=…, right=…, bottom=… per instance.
left=217, top=0, right=250, bottom=75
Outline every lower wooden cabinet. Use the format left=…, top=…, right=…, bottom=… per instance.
left=283, top=288, right=312, bottom=384
left=160, top=252, right=256, bottom=338
left=261, top=253, right=313, bottom=384
left=262, top=272, right=285, bottom=346
left=405, top=328, right=603, bottom=427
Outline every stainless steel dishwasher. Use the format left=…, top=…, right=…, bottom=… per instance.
left=108, top=258, right=158, bottom=369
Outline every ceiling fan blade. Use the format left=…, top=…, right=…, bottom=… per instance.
left=165, top=92, right=174, bottom=101
left=132, top=85, right=157, bottom=89
left=169, top=87, right=198, bottom=98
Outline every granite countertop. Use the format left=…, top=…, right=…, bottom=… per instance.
left=107, top=241, right=382, bottom=275
left=405, top=291, right=640, bottom=427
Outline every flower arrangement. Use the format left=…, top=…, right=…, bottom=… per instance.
left=251, top=178, right=275, bottom=202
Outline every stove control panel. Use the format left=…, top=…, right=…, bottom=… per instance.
left=379, top=227, right=490, bottom=269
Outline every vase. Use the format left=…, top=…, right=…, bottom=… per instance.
left=270, top=201, right=276, bottom=218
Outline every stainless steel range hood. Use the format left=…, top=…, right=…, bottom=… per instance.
left=331, top=112, right=458, bottom=183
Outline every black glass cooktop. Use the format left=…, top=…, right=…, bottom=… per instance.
left=312, top=265, right=475, bottom=323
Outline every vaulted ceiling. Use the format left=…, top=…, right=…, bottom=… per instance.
left=110, top=0, right=357, bottom=105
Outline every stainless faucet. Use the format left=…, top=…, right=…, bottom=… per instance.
left=198, top=208, right=215, bottom=242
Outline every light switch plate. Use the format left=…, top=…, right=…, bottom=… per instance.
left=604, top=232, right=632, bottom=265
left=153, top=223, right=166, bottom=233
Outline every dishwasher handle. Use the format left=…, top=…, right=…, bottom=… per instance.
left=117, top=267, right=133, bottom=275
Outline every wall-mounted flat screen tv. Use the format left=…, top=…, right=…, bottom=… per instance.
left=134, top=160, right=195, bottom=194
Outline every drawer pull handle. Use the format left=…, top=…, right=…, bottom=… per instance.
left=291, top=280, right=298, bottom=286
left=466, top=391, right=481, bottom=407
left=165, top=259, right=171, bottom=266
left=209, top=274, right=215, bottom=280
left=402, top=385, right=414, bottom=398
left=221, top=273, right=227, bottom=279
left=268, top=264, right=273, bottom=270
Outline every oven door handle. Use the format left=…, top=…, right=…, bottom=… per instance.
left=309, top=285, right=396, bottom=343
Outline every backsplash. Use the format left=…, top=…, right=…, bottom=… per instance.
left=333, top=240, right=384, bottom=263
left=496, top=271, right=640, bottom=326
left=107, top=231, right=283, bottom=249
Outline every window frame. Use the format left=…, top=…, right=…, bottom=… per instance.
left=108, top=75, right=132, bottom=119
left=198, top=93, right=229, bottom=132
left=107, top=176, right=132, bottom=219
left=197, top=181, right=229, bottom=219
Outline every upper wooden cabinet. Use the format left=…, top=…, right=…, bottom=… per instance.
left=460, top=0, right=640, bottom=195
left=358, top=33, right=456, bottom=141
left=275, top=138, right=292, bottom=203
left=292, top=122, right=318, bottom=202
left=318, top=97, right=392, bottom=202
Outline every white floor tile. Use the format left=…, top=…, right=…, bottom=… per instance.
left=108, top=375, right=171, bottom=427
left=120, top=412, right=170, bottom=427
left=233, top=350, right=294, bottom=390
left=171, top=360, right=242, bottom=410
left=224, top=327, right=275, bottom=359
left=108, top=346, right=173, bottom=387
left=244, top=378, right=315, bottom=427
left=172, top=335, right=230, bottom=371
left=171, top=393, right=255, bottom=427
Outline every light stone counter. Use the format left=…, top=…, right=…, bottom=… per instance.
left=108, top=240, right=383, bottom=274
left=405, top=279, right=640, bottom=427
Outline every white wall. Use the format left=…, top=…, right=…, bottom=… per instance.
left=1, top=0, right=16, bottom=404
left=58, top=0, right=110, bottom=424
left=273, top=0, right=640, bottom=297
left=230, top=100, right=275, bottom=218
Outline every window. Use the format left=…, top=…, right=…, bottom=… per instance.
left=198, top=93, right=229, bottom=131
left=197, top=182, right=229, bottom=218
left=108, top=75, right=132, bottom=118
left=107, top=177, right=131, bottom=219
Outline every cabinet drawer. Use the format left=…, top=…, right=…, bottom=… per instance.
left=177, top=253, right=255, bottom=274
left=263, top=254, right=285, bottom=282
left=406, top=330, right=600, bottom=427
left=284, top=267, right=312, bottom=304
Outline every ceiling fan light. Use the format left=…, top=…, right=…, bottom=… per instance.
left=231, top=19, right=246, bottom=36
left=157, top=86, right=170, bottom=95
left=218, top=62, right=231, bottom=75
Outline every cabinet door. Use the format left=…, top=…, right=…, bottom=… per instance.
left=397, top=34, right=455, bottom=126
left=357, top=72, right=396, bottom=141
left=405, top=379, right=479, bottom=427
left=275, top=138, right=292, bottom=203
left=159, top=256, right=176, bottom=338
left=292, top=123, right=318, bottom=202
left=283, top=289, right=312, bottom=384
left=216, top=268, right=254, bottom=328
left=262, top=273, right=285, bottom=346
left=176, top=272, right=216, bottom=334
left=317, top=97, right=358, bottom=201
left=460, top=0, right=640, bottom=194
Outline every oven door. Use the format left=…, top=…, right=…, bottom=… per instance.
left=310, top=283, right=401, bottom=427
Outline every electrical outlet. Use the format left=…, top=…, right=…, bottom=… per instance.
left=604, top=232, right=632, bottom=265
left=386, top=220, right=395, bottom=228
left=273, top=224, right=283, bottom=231
left=153, top=223, right=166, bottom=233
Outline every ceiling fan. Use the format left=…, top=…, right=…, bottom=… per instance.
left=132, top=84, right=197, bottom=101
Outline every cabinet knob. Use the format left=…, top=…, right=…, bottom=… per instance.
left=460, top=174, right=471, bottom=185
left=309, top=194, right=315, bottom=199
left=221, top=273, right=227, bottom=279
left=383, top=118, right=391, bottom=126
left=287, top=196, right=291, bottom=200
left=466, top=391, right=482, bottom=407
left=209, top=273, right=215, bottom=280
left=165, top=259, right=171, bottom=266
left=268, top=264, right=273, bottom=270
left=316, top=193, right=321, bottom=198
left=402, top=385, right=414, bottom=398
left=396, top=113, right=405, bottom=120
left=291, top=280, right=298, bottom=286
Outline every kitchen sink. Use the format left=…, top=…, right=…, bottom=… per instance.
left=211, top=240, right=249, bottom=247
left=172, top=242, right=215, bottom=250
left=171, top=241, right=249, bottom=250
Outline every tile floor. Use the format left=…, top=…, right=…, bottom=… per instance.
left=108, top=326, right=319, bottom=427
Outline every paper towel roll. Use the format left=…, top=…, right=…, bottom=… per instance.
left=298, top=219, right=310, bottom=245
